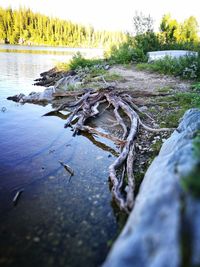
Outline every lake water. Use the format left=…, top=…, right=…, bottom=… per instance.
left=0, top=45, right=123, bottom=267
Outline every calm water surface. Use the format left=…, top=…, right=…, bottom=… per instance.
left=0, top=45, right=121, bottom=267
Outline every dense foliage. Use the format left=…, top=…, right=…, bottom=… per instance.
left=103, top=14, right=200, bottom=83
left=0, top=6, right=127, bottom=47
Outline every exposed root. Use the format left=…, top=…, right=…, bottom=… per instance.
left=46, top=87, right=173, bottom=213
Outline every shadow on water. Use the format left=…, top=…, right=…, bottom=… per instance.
left=43, top=109, right=119, bottom=157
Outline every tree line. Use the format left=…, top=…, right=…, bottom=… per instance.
left=107, top=13, right=200, bottom=65
left=0, top=6, right=127, bottom=47
left=133, top=12, right=199, bottom=52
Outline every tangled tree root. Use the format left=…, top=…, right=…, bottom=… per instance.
left=47, top=87, right=173, bottom=213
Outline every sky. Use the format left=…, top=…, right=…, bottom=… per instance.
left=0, top=0, right=200, bottom=32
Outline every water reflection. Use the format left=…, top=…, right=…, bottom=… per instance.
left=0, top=46, right=121, bottom=267
left=43, top=110, right=119, bottom=157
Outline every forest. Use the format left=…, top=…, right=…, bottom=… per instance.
left=0, top=6, right=127, bottom=47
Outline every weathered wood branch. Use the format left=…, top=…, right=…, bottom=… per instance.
left=47, top=87, right=173, bottom=214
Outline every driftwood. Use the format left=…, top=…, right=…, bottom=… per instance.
left=59, top=160, right=74, bottom=176
left=13, top=189, right=24, bottom=206
left=47, top=87, right=172, bottom=213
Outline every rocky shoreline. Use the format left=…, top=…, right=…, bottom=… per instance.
left=103, top=108, right=200, bottom=267
left=7, top=64, right=200, bottom=266
left=7, top=67, right=82, bottom=105
left=7, top=63, right=111, bottom=105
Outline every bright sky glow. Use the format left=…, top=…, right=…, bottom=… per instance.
left=0, top=0, right=200, bottom=32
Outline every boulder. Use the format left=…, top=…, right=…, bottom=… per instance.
left=7, top=87, right=55, bottom=104
left=7, top=93, right=25, bottom=102
left=22, top=86, right=55, bottom=103
left=103, top=108, right=200, bottom=267
left=147, top=50, right=198, bottom=62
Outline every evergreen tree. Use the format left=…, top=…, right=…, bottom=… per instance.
left=0, top=6, right=127, bottom=47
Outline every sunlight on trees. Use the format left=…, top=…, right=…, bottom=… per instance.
left=0, top=6, right=127, bottom=47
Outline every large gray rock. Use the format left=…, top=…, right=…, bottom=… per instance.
left=7, top=87, right=55, bottom=104
left=103, top=108, right=200, bottom=267
left=23, top=86, right=55, bottom=103
left=7, top=75, right=82, bottom=105
left=147, top=50, right=198, bottom=62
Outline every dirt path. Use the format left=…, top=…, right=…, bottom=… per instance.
left=108, top=65, right=191, bottom=92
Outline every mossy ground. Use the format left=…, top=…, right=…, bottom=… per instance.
left=181, top=131, right=200, bottom=197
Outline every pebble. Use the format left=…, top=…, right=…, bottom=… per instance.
left=90, top=211, right=95, bottom=217
left=78, top=240, right=83, bottom=246
left=48, top=176, right=55, bottom=180
left=1, top=107, right=6, bottom=112
left=139, top=106, right=148, bottom=111
left=33, top=237, right=40, bottom=243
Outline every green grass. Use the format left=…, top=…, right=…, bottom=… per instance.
left=69, top=52, right=103, bottom=70
left=157, top=92, right=200, bottom=128
left=136, top=55, right=200, bottom=80
left=157, top=86, right=173, bottom=93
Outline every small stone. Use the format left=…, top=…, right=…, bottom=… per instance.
left=1, top=107, right=6, bottom=112
left=139, top=106, right=148, bottom=112
left=48, top=176, right=55, bottom=180
left=104, top=64, right=110, bottom=70
left=48, top=232, right=54, bottom=237
left=33, top=237, right=40, bottom=243
left=90, top=211, right=95, bottom=217
left=78, top=240, right=83, bottom=246
left=96, top=156, right=103, bottom=160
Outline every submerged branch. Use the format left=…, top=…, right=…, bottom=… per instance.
left=46, top=87, right=173, bottom=214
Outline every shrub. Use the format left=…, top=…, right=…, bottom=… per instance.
left=106, top=41, right=148, bottom=64
left=136, top=54, right=200, bottom=80
left=134, top=32, right=161, bottom=54
left=132, top=48, right=147, bottom=63
left=69, top=52, right=102, bottom=70
left=107, top=42, right=136, bottom=64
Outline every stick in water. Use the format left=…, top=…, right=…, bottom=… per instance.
left=59, top=161, right=74, bottom=176
left=13, top=189, right=24, bottom=206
